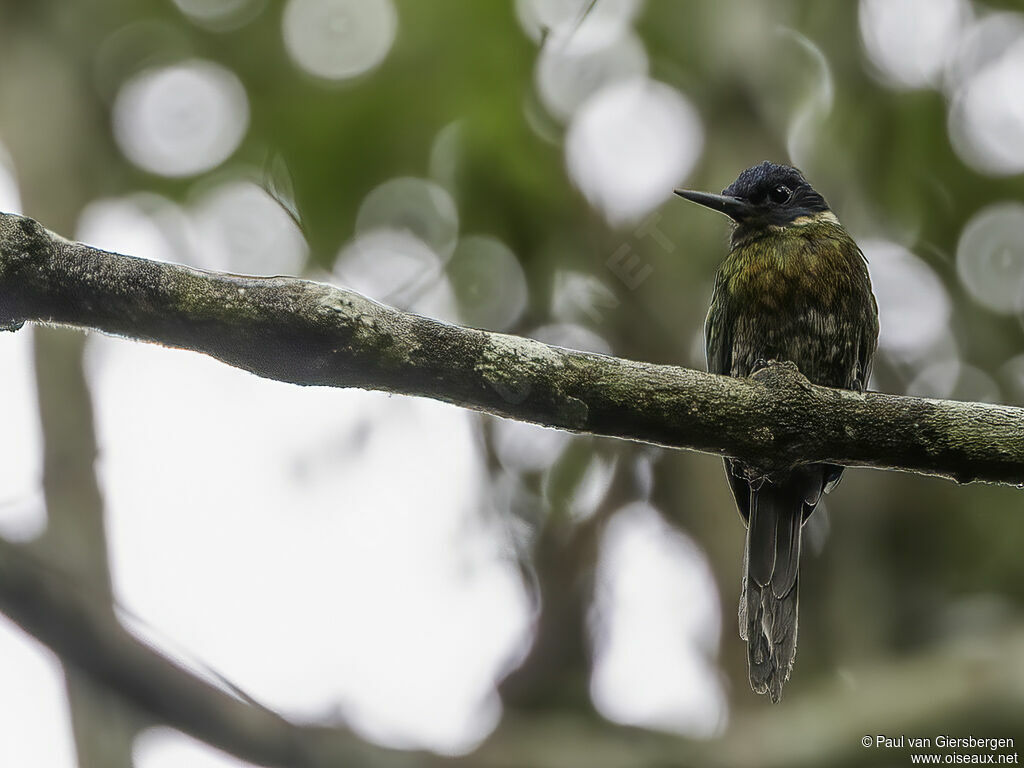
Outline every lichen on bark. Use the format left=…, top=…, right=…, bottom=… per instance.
left=0, top=210, right=1022, bottom=487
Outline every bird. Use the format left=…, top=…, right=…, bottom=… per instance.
left=674, top=161, right=879, bottom=702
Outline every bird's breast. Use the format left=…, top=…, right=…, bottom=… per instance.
left=721, top=227, right=874, bottom=387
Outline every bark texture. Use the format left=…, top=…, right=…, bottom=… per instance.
left=1, top=211, right=1022, bottom=486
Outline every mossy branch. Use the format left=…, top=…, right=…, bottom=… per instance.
left=1, top=211, right=1022, bottom=486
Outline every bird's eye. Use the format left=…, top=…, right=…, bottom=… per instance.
left=769, top=185, right=792, bottom=204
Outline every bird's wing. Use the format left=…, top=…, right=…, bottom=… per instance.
left=706, top=272, right=751, bottom=520
left=704, top=270, right=733, bottom=376
left=854, top=246, right=880, bottom=392
left=857, top=297, right=880, bottom=391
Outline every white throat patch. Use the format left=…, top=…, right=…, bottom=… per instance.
left=791, top=210, right=839, bottom=226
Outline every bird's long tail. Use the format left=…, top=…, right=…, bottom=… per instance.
left=739, top=477, right=806, bottom=702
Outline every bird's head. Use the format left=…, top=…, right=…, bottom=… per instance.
left=674, top=161, right=832, bottom=235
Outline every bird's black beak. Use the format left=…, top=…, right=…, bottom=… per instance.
left=673, top=189, right=755, bottom=223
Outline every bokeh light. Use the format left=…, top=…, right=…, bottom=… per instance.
left=535, top=29, right=648, bottom=123
left=956, top=202, right=1024, bottom=315
left=113, top=60, right=249, bottom=178
left=530, top=322, right=612, bottom=356
left=172, top=0, right=266, bottom=32
left=78, top=187, right=308, bottom=277
left=944, top=11, right=1024, bottom=93
left=782, top=28, right=835, bottom=169
left=590, top=502, right=726, bottom=737
left=858, top=0, right=968, bottom=89
left=550, top=270, right=619, bottom=324
left=493, top=420, right=571, bottom=475
left=356, top=177, right=459, bottom=259
left=93, top=22, right=194, bottom=103
left=863, top=239, right=952, bottom=361
left=283, top=0, right=398, bottom=81
left=447, top=235, right=528, bottom=331
left=77, top=194, right=190, bottom=266
left=335, top=229, right=456, bottom=321
left=489, top=322, right=612, bottom=471
left=906, top=360, right=1000, bottom=403
left=1000, top=353, right=1024, bottom=404
left=515, top=0, right=641, bottom=54
left=566, top=78, right=703, bottom=225
left=947, top=26, right=1024, bottom=176
left=0, top=141, right=23, bottom=213
left=566, top=453, right=617, bottom=524
left=191, top=178, right=308, bottom=275
left=429, top=122, right=462, bottom=192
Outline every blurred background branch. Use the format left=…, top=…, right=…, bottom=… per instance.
left=0, top=11, right=143, bottom=765
left=0, top=535, right=445, bottom=768
left=3, top=527, right=1023, bottom=768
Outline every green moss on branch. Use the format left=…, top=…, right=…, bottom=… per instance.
left=1, top=211, right=1022, bottom=486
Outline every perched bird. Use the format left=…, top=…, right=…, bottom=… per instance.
left=674, top=162, right=879, bottom=702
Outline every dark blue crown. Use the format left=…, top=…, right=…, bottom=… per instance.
left=723, top=161, right=808, bottom=200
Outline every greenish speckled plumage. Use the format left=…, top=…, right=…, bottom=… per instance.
left=677, top=162, right=879, bottom=702
left=707, top=220, right=877, bottom=388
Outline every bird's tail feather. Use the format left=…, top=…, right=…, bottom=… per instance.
left=739, top=478, right=804, bottom=703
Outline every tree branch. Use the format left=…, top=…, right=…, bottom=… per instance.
left=1, top=212, right=1022, bottom=486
